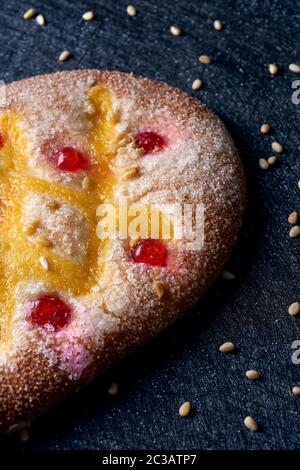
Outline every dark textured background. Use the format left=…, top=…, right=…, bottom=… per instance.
left=1, top=0, right=300, bottom=451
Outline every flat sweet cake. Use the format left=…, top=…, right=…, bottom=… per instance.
left=0, top=70, right=245, bottom=432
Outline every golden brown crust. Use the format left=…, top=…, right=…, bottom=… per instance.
left=0, top=70, right=245, bottom=432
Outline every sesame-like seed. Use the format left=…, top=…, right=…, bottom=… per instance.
left=289, top=63, right=300, bottom=73
left=289, top=226, right=300, bottom=238
left=244, top=416, right=258, bottom=432
left=271, top=141, right=283, bottom=153
left=23, top=8, right=36, bottom=20
left=36, top=14, right=45, bottom=26
left=259, top=158, right=269, bottom=170
left=245, top=370, right=261, bottom=380
left=179, top=401, right=191, bottom=417
left=121, top=166, right=139, bottom=180
left=82, top=176, right=92, bottom=191
left=268, top=63, right=279, bottom=75
left=192, top=79, right=202, bottom=90
left=126, top=4, right=137, bottom=16
left=221, top=270, right=235, bottom=280
left=19, top=428, right=29, bottom=442
left=82, top=11, right=95, bottom=21
left=34, top=235, right=52, bottom=248
left=170, top=25, right=182, bottom=36
left=213, top=19, right=223, bottom=31
left=268, top=156, right=277, bottom=165
left=59, top=50, right=71, bottom=62
left=39, top=256, right=49, bottom=271
left=288, top=302, right=300, bottom=316
left=260, top=123, right=270, bottom=134
left=199, top=54, right=211, bottom=64
left=219, top=341, right=235, bottom=353
left=288, top=211, right=298, bottom=225
left=298, top=180, right=300, bottom=190
left=292, top=386, right=300, bottom=396
left=23, top=219, right=40, bottom=236
left=153, top=280, right=166, bottom=299
left=108, top=382, right=118, bottom=396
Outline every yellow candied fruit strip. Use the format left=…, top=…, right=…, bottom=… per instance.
left=88, top=85, right=118, bottom=196
left=0, top=85, right=120, bottom=341
left=0, top=112, right=29, bottom=172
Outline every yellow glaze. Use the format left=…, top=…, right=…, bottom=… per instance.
left=0, top=85, right=119, bottom=340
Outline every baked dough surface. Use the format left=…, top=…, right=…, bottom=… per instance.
left=0, top=70, right=245, bottom=432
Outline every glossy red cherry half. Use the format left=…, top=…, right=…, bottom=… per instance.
left=132, top=238, right=167, bottom=266
left=135, top=131, right=167, bottom=155
left=28, top=295, right=71, bottom=331
left=52, top=147, right=88, bottom=171
left=0, top=132, right=4, bottom=149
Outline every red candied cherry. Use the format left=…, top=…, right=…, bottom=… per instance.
left=28, top=295, right=71, bottom=331
left=51, top=147, right=88, bottom=171
left=135, top=131, right=167, bottom=155
left=0, top=132, right=4, bottom=149
left=132, top=238, right=167, bottom=267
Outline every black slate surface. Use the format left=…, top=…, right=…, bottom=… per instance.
left=1, top=0, right=300, bottom=451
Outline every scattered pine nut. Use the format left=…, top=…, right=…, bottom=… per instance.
left=288, top=302, right=300, bottom=316
left=213, top=20, right=223, bottom=31
left=268, top=63, right=279, bottom=75
left=82, top=176, right=92, bottom=191
left=289, top=226, right=300, bottom=238
left=23, top=219, right=40, bottom=236
left=199, top=54, right=211, bottom=64
left=288, top=211, right=298, bottom=225
left=170, top=25, right=182, bottom=36
left=19, top=428, right=29, bottom=442
left=121, top=166, right=139, bottom=180
left=219, top=341, right=235, bottom=353
left=34, top=235, right=52, bottom=248
left=259, top=158, right=269, bottom=170
left=59, top=50, right=71, bottom=62
left=126, top=4, right=137, bottom=16
left=192, top=79, right=202, bottom=91
left=289, top=63, right=300, bottom=73
left=271, top=141, right=283, bottom=153
left=245, top=370, right=261, bottom=380
left=267, top=156, right=277, bottom=165
left=36, top=14, right=45, bottom=26
left=39, top=256, right=49, bottom=271
left=221, top=270, right=235, bottom=280
left=221, top=271, right=235, bottom=281
left=298, top=180, right=300, bottom=190
left=292, top=386, right=300, bottom=396
left=82, top=11, right=95, bottom=21
left=23, top=8, right=36, bottom=20
left=260, top=123, right=270, bottom=134
left=7, top=421, right=30, bottom=433
left=108, top=382, right=118, bottom=396
left=244, top=416, right=258, bottom=432
left=179, top=401, right=191, bottom=417
left=153, top=280, right=166, bottom=299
